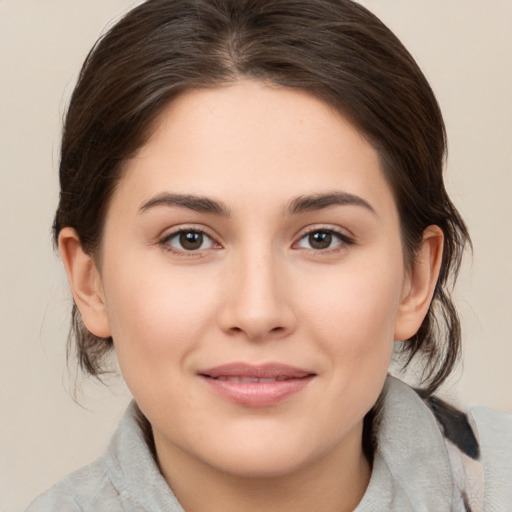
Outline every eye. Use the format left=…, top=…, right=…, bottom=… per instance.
left=162, top=229, right=217, bottom=252
left=295, top=229, right=352, bottom=251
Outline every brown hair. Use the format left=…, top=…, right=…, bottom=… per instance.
left=54, top=0, right=469, bottom=395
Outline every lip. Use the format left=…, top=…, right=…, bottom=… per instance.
left=198, top=363, right=316, bottom=407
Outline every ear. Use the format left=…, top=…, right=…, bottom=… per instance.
left=58, top=227, right=111, bottom=338
left=394, top=225, right=444, bottom=341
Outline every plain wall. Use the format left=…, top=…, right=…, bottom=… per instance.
left=1, top=1, right=510, bottom=510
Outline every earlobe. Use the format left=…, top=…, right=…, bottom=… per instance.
left=394, top=226, right=444, bottom=341
left=58, top=227, right=111, bottom=338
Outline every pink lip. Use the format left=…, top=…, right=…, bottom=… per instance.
left=198, top=363, right=315, bottom=407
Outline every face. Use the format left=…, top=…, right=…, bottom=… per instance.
left=93, top=81, right=413, bottom=479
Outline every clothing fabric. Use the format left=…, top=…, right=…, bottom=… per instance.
left=25, top=376, right=512, bottom=511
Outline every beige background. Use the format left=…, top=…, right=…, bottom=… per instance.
left=1, top=1, right=511, bottom=510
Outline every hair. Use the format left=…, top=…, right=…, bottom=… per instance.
left=54, top=0, right=469, bottom=396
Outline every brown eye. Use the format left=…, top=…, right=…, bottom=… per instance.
left=308, top=231, right=332, bottom=250
left=179, top=231, right=204, bottom=250
left=164, top=230, right=215, bottom=252
left=296, top=229, right=352, bottom=251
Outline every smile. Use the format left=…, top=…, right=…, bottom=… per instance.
left=198, top=363, right=315, bottom=407
left=212, top=376, right=296, bottom=382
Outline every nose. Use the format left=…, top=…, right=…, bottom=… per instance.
left=217, top=249, right=297, bottom=342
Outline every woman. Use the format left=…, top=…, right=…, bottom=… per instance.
left=26, top=0, right=511, bottom=510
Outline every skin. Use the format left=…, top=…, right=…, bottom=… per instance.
left=60, top=80, right=443, bottom=512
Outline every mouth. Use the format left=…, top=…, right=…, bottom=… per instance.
left=209, top=376, right=300, bottom=382
left=198, top=363, right=316, bottom=407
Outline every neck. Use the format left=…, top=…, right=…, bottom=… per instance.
left=153, top=423, right=371, bottom=512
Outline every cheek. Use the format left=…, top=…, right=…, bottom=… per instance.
left=294, top=252, right=405, bottom=388
left=102, top=259, right=218, bottom=377
left=300, top=258, right=404, bottom=342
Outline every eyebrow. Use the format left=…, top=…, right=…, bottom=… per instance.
left=287, top=192, right=376, bottom=216
left=139, top=191, right=376, bottom=217
left=139, top=193, right=231, bottom=216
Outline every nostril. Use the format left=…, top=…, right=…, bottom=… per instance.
left=217, top=288, right=297, bottom=341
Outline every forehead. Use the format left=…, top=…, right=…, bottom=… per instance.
left=116, top=80, right=396, bottom=219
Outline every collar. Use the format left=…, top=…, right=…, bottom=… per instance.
left=356, top=376, right=456, bottom=511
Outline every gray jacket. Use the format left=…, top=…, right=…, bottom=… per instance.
left=26, top=377, right=512, bottom=511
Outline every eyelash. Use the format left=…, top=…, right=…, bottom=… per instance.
left=159, top=227, right=220, bottom=257
left=294, top=226, right=355, bottom=253
left=159, top=226, right=354, bottom=256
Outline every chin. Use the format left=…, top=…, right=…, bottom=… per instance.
left=212, top=451, right=313, bottom=479
left=197, top=427, right=327, bottom=479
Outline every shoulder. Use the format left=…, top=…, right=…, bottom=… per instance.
left=25, top=402, right=134, bottom=512
left=470, top=404, right=512, bottom=443
left=418, top=390, right=512, bottom=510
left=25, top=401, right=182, bottom=512
left=470, top=404, right=512, bottom=449
left=469, top=405, right=512, bottom=508
left=372, top=377, right=511, bottom=510
left=25, top=457, right=120, bottom=512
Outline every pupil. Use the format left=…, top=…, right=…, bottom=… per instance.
left=309, top=231, right=332, bottom=249
left=180, top=231, right=203, bottom=250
